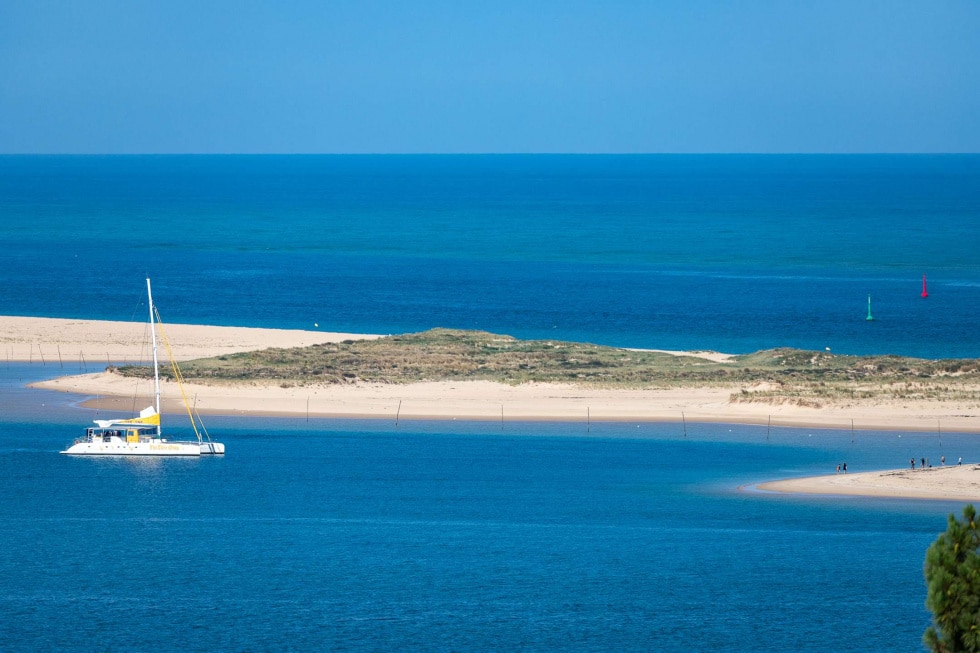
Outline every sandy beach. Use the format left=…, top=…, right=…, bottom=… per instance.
left=0, top=315, right=380, bottom=363
left=9, top=315, right=980, bottom=500
left=758, top=464, right=980, bottom=501
left=5, top=315, right=980, bottom=432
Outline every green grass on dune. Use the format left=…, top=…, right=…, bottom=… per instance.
left=114, top=328, right=980, bottom=408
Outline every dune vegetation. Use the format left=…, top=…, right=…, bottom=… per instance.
left=114, top=328, right=980, bottom=409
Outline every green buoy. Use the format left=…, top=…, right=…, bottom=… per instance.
left=866, top=294, right=874, bottom=321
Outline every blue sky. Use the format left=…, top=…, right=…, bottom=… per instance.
left=1, top=1, right=978, bottom=153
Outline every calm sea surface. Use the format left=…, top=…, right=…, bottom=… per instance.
left=1, top=154, right=979, bottom=357
left=0, top=364, right=975, bottom=651
left=2, top=156, right=979, bottom=651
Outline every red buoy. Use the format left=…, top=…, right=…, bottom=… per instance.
left=921, top=274, right=928, bottom=298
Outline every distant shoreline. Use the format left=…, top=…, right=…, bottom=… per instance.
left=5, top=315, right=980, bottom=432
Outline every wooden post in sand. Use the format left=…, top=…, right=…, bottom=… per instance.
left=37, top=345, right=46, bottom=365
left=682, top=412, right=687, bottom=438
left=57, top=345, right=63, bottom=368
left=587, top=407, right=591, bottom=433
left=395, top=399, right=402, bottom=427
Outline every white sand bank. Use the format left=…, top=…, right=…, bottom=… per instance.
left=8, top=316, right=980, bottom=431
left=27, top=372, right=980, bottom=432
left=758, top=464, right=980, bottom=501
left=0, top=315, right=379, bottom=363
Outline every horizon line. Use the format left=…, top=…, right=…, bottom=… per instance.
left=2, top=151, right=979, bottom=157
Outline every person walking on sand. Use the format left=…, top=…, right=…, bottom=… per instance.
left=842, top=462, right=847, bottom=474
left=911, top=458, right=916, bottom=470
left=837, top=464, right=841, bottom=474
left=959, top=457, right=963, bottom=466
left=942, top=455, right=945, bottom=466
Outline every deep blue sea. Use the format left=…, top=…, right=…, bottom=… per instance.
left=1, top=154, right=979, bottom=357
left=2, top=155, right=980, bottom=651
left=0, top=363, right=975, bottom=652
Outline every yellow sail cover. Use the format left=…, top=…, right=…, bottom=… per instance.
left=94, top=406, right=160, bottom=428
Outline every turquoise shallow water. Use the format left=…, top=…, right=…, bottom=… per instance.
left=1, top=364, right=977, bottom=651
left=1, top=154, right=979, bottom=356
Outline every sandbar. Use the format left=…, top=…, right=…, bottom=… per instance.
left=0, top=315, right=379, bottom=363
left=758, top=465, right=980, bottom=501
left=5, top=315, right=980, bottom=431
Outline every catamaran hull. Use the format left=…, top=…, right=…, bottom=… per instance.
left=200, top=442, right=225, bottom=455
left=60, top=441, right=202, bottom=456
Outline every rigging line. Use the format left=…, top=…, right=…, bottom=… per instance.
left=128, top=294, right=145, bottom=324
left=153, top=307, right=203, bottom=444
left=186, top=392, right=214, bottom=445
left=193, top=404, right=214, bottom=445
left=129, top=317, right=153, bottom=418
left=129, top=361, right=141, bottom=418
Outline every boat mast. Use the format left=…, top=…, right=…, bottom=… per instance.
left=146, top=277, right=162, bottom=437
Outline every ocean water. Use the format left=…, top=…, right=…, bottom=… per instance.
left=1, top=363, right=976, bottom=652
left=1, top=154, right=979, bottom=357
left=2, top=156, right=980, bottom=651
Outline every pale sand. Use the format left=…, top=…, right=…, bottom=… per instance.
left=758, top=465, right=980, bottom=501
left=0, top=315, right=380, bottom=363
left=26, top=374, right=980, bottom=431
left=6, top=315, right=980, bottom=431
left=631, top=348, right=735, bottom=363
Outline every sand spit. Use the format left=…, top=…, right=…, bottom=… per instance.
left=758, top=464, right=980, bottom=501
left=6, top=315, right=980, bottom=432
left=0, top=315, right=379, bottom=363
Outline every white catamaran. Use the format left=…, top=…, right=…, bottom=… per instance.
left=61, top=279, right=225, bottom=456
